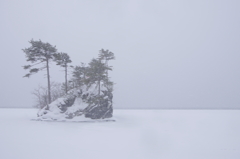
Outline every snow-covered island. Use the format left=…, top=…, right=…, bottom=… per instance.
left=37, top=83, right=113, bottom=122
left=22, top=40, right=115, bottom=122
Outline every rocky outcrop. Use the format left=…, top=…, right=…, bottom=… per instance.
left=36, top=84, right=113, bottom=121
left=57, top=94, right=77, bottom=113
left=84, top=91, right=113, bottom=119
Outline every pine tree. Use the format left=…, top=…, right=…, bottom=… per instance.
left=87, top=58, right=111, bottom=96
left=98, top=49, right=115, bottom=63
left=83, top=50, right=115, bottom=119
left=71, top=63, right=88, bottom=88
left=53, top=52, right=72, bottom=94
left=98, top=49, right=115, bottom=89
left=22, top=39, right=57, bottom=105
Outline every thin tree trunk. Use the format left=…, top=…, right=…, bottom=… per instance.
left=98, top=79, right=100, bottom=96
left=46, top=59, right=51, bottom=105
left=65, top=65, right=68, bottom=94
left=98, top=79, right=101, bottom=106
left=106, top=60, right=108, bottom=87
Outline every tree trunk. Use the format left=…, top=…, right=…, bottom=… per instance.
left=98, top=79, right=100, bottom=96
left=46, top=59, right=51, bottom=105
left=65, top=65, right=68, bottom=94
left=106, top=60, right=108, bottom=87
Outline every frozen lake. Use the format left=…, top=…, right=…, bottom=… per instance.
left=0, top=108, right=239, bottom=159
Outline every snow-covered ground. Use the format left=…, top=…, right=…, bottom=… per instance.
left=0, top=109, right=239, bottom=159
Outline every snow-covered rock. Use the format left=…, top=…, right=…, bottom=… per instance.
left=84, top=90, right=113, bottom=119
left=37, top=83, right=113, bottom=121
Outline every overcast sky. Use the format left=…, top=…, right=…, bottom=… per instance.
left=1, top=0, right=240, bottom=109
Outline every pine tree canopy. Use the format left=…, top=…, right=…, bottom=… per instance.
left=23, top=39, right=57, bottom=62
left=86, top=58, right=110, bottom=85
left=22, top=39, right=57, bottom=78
left=53, top=52, right=72, bottom=67
left=98, top=49, right=115, bottom=62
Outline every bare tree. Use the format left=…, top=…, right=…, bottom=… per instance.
left=32, top=82, right=65, bottom=109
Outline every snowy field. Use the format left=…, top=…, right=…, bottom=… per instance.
left=0, top=109, right=240, bottom=159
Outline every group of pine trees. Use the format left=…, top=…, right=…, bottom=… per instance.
left=22, top=39, right=115, bottom=108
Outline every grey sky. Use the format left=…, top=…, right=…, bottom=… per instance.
left=1, top=0, right=240, bottom=109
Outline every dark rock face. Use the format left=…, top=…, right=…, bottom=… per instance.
left=84, top=103, right=113, bottom=119
left=57, top=95, right=76, bottom=113
left=84, top=91, right=113, bottom=119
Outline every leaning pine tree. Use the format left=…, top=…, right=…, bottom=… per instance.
left=22, top=39, right=57, bottom=107
left=53, top=52, right=72, bottom=94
